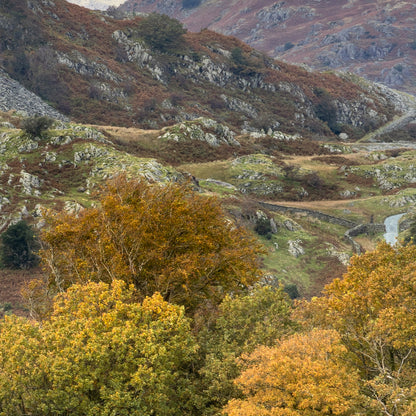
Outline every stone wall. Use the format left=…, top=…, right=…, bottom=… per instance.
left=344, top=223, right=386, bottom=254
left=259, top=201, right=358, bottom=228
left=259, top=201, right=388, bottom=254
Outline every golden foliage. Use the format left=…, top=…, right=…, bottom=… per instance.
left=297, top=242, right=416, bottom=415
left=198, top=285, right=297, bottom=414
left=224, top=329, right=364, bottom=416
left=41, top=175, right=263, bottom=313
left=0, top=280, right=198, bottom=415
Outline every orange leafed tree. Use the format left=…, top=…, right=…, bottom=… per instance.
left=41, top=175, right=263, bottom=312
left=298, top=242, right=416, bottom=415
left=224, top=329, right=365, bottom=416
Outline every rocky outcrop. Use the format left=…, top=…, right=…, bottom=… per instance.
left=19, top=171, right=43, bottom=196
left=0, top=69, right=68, bottom=121
left=288, top=239, right=304, bottom=258
left=116, top=0, right=416, bottom=96
left=158, top=118, right=239, bottom=146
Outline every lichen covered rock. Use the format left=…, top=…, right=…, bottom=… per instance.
left=158, top=118, right=239, bottom=147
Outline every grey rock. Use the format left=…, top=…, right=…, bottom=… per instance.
left=19, top=171, right=42, bottom=196
left=205, top=179, right=236, bottom=189
left=288, top=239, right=304, bottom=257
left=0, top=69, right=68, bottom=121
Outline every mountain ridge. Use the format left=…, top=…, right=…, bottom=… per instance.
left=0, top=0, right=413, bottom=141
left=117, top=0, right=416, bottom=96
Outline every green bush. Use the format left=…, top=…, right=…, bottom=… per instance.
left=135, top=13, right=186, bottom=53
left=231, top=47, right=247, bottom=66
left=182, top=0, right=201, bottom=9
left=0, top=221, right=39, bottom=269
left=254, top=217, right=273, bottom=236
left=284, top=283, right=300, bottom=299
left=21, top=115, right=54, bottom=139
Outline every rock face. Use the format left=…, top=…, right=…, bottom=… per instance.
left=0, top=70, right=68, bottom=121
left=0, top=0, right=413, bottom=138
left=117, top=0, right=416, bottom=96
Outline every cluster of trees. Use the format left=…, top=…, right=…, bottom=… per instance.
left=229, top=242, right=416, bottom=416
left=2, top=176, right=416, bottom=415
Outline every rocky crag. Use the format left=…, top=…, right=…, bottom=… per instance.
left=0, top=70, right=68, bottom=121
left=0, top=0, right=413, bottom=140
left=117, top=0, right=416, bottom=96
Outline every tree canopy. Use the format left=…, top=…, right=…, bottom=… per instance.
left=21, top=115, right=54, bottom=139
left=299, top=242, right=416, bottom=415
left=41, top=176, right=263, bottom=313
left=224, top=329, right=365, bottom=416
left=198, top=285, right=297, bottom=415
left=135, top=13, right=187, bottom=53
left=0, top=280, right=198, bottom=416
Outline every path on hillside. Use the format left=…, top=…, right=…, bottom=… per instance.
left=360, top=107, right=416, bottom=142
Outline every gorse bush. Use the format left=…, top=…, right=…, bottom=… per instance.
left=0, top=281, right=199, bottom=416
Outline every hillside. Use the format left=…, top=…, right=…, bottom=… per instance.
left=2, top=113, right=416, bottom=415
left=117, top=0, right=416, bottom=96
left=2, top=0, right=416, bottom=307
left=3, top=2, right=416, bottom=413
left=0, top=0, right=413, bottom=140
left=2, top=110, right=416, bottom=312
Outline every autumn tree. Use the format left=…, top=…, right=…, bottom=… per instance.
left=299, top=242, right=416, bottom=415
left=0, top=280, right=199, bottom=415
left=41, top=176, right=263, bottom=313
left=198, top=285, right=297, bottom=415
left=224, top=329, right=365, bottom=416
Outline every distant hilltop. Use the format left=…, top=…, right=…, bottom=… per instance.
left=66, top=0, right=123, bottom=10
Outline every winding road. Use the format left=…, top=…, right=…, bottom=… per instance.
left=384, top=213, right=405, bottom=245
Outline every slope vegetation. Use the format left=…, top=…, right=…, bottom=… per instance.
left=0, top=0, right=410, bottom=139
left=2, top=111, right=416, bottom=305
left=118, top=0, right=416, bottom=95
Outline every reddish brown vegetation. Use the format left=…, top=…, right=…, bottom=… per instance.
left=0, top=268, right=43, bottom=317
